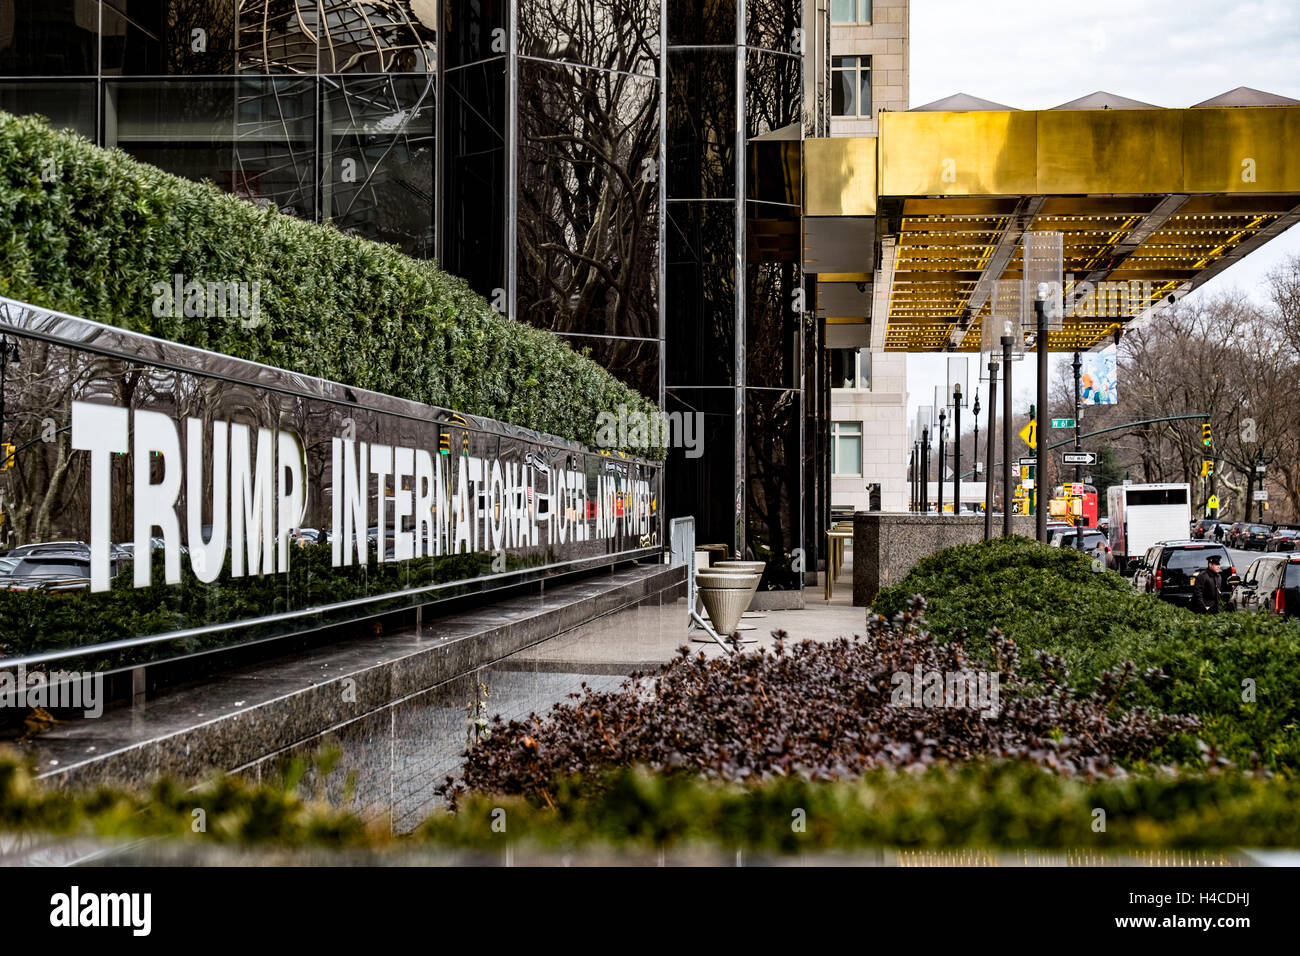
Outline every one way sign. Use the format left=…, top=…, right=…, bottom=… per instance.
left=1062, top=451, right=1097, bottom=465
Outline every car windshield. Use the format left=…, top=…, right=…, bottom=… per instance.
left=1164, top=547, right=1229, bottom=571
left=1251, top=525, right=1271, bottom=533
left=1287, top=564, right=1300, bottom=588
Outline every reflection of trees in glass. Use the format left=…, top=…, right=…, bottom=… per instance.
left=516, top=5, right=659, bottom=339
left=746, top=50, right=802, bottom=138
left=745, top=0, right=802, bottom=53
left=519, top=0, right=658, bottom=74
left=745, top=389, right=801, bottom=588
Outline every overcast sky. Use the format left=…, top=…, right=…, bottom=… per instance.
left=903, top=0, right=1300, bottom=433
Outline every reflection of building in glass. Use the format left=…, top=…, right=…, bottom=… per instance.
left=0, top=0, right=848, bottom=594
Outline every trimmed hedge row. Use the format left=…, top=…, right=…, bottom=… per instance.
left=4, top=751, right=1299, bottom=852
left=0, top=111, right=661, bottom=456
left=870, top=538, right=1300, bottom=772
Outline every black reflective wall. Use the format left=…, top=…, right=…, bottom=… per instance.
left=665, top=0, right=804, bottom=588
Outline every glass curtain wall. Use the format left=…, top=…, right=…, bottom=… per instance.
left=513, top=0, right=662, bottom=403
left=666, top=0, right=803, bottom=588
left=0, top=1, right=436, bottom=257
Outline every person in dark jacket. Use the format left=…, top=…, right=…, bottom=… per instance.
left=1192, top=555, right=1222, bottom=613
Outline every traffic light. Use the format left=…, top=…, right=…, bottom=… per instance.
left=1201, top=459, right=1214, bottom=477
left=1202, top=422, right=1212, bottom=447
left=0, top=442, right=13, bottom=471
left=438, top=427, right=451, bottom=456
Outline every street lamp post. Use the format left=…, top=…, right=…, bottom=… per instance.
left=952, top=383, right=962, bottom=516
left=984, top=364, right=997, bottom=541
left=920, top=429, right=929, bottom=513
left=1001, top=328, right=1013, bottom=539
left=1073, top=350, right=1083, bottom=552
left=937, top=408, right=946, bottom=515
left=1034, top=286, right=1049, bottom=544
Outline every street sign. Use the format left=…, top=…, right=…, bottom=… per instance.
left=1256, top=464, right=1267, bottom=474
left=1256, top=489, right=1270, bottom=502
left=1019, top=420, right=1037, bottom=449
left=1062, top=451, right=1097, bottom=465
left=1070, top=482, right=1084, bottom=496
left=1207, top=494, right=1220, bottom=511
left=1050, top=418, right=1075, bottom=429
left=1023, top=478, right=1035, bottom=490
left=1018, top=457, right=1037, bottom=467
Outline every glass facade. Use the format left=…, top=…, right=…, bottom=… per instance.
left=665, top=0, right=806, bottom=586
left=0, top=0, right=816, bottom=593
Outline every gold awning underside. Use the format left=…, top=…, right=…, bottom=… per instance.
left=806, top=107, right=1300, bottom=352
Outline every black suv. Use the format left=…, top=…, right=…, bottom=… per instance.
left=1142, top=541, right=1237, bottom=609
left=1234, top=523, right=1274, bottom=550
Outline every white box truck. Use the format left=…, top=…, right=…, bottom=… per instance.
left=1107, top=483, right=1192, bottom=573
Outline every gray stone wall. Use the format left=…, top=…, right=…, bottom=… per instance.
left=852, top=513, right=1037, bottom=606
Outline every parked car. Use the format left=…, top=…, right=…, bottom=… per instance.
left=1132, top=545, right=1161, bottom=591
left=1192, top=517, right=1223, bottom=540
left=4, top=540, right=90, bottom=558
left=1235, top=523, right=1274, bottom=550
left=1141, top=541, right=1237, bottom=608
left=1050, top=528, right=1113, bottom=565
left=1267, top=528, right=1300, bottom=552
left=1229, top=553, right=1300, bottom=617
left=0, top=554, right=95, bottom=593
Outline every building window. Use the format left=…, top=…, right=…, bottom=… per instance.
left=831, top=1, right=873, bottom=25
left=832, top=422, right=863, bottom=476
left=830, top=348, right=871, bottom=389
left=832, top=56, right=871, bottom=118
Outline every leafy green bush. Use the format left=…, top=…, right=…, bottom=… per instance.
left=0, top=111, right=660, bottom=456
left=425, top=764, right=1300, bottom=851
left=6, top=749, right=1299, bottom=852
left=871, top=538, right=1300, bottom=771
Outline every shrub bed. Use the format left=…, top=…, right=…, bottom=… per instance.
left=437, top=599, right=1195, bottom=806
left=870, top=538, right=1300, bottom=772
left=0, top=111, right=660, bottom=455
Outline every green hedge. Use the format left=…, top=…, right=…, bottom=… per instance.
left=870, top=538, right=1300, bottom=772
left=0, top=111, right=661, bottom=456
left=4, top=751, right=1299, bottom=852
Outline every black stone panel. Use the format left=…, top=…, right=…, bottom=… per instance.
left=441, top=59, right=506, bottom=302
left=667, top=0, right=736, bottom=45
left=666, top=201, right=736, bottom=388
left=663, top=386, right=737, bottom=548
left=745, top=386, right=802, bottom=587
left=0, top=0, right=98, bottom=75
left=442, top=0, right=507, bottom=68
left=666, top=47, right=735, bottom=200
